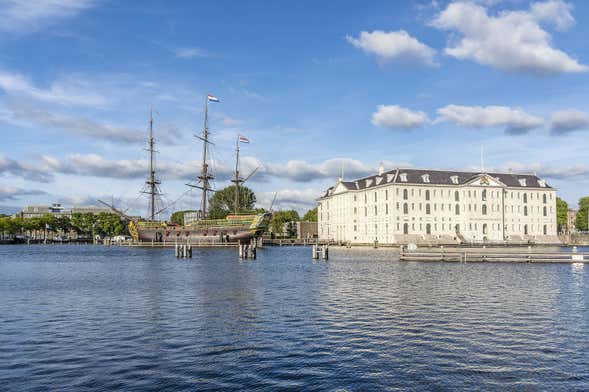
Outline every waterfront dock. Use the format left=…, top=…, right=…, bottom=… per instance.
left=400, top=247, right=589, bottom=263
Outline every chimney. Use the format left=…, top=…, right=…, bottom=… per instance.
left=378, top=162, right=384, bottom=176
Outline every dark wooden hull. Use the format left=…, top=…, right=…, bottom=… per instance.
left=134, top=224, right=262, bottom=243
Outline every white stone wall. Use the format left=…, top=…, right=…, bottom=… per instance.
left=318, top=181, right=557, bottom=244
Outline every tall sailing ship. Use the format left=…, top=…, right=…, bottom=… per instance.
left=104, top=95, right=271, bottom=244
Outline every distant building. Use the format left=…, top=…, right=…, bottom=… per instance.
left=567, top=209, right=577, bottom=233
left=318, top=166, right=558, bottom=245
left=184, top=211, right=202, bottom=225
left=18, top=203, right=111, bottom=219
left=296, top=221, right=318, bottom=239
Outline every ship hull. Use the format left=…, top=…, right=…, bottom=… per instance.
left=129, top=213, right=272, bottom=244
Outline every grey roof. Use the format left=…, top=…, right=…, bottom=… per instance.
left=320, top=168, right=552, bottom=198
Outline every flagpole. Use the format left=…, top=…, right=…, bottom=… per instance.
left=234, top=134, right=240, bottom=214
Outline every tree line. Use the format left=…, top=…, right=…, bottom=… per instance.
left=0, top=212, right=128, bottom=239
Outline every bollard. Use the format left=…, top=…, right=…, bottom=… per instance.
left=187, top=244, right=192, bottom=258
left=321, top=245, right=329, bottom=260
left=312, top=244, right=318, bottom=259
left=175, top=243, right=179, bottom=258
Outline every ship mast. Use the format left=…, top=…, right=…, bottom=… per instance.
left=143, top=108, right=161, bottom=221
left=196, top=96, right=214, bottom=219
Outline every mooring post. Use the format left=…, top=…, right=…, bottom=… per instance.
left=312, top=244, right=318, bottom=259
left=174, top=243, right=179, bottom=258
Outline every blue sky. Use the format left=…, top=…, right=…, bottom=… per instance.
left=1, top=0, right=589, bottom=216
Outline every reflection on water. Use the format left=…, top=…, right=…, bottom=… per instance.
left=1, top=245, right=588, bottom=390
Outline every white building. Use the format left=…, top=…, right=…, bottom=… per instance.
left=318, top=167, right=559, bottom=245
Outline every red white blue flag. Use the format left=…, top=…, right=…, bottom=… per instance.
left=238, top=135, right=250, bottom=143
left=207, top=94, right=220, bottom=102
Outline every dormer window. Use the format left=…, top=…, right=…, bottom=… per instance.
left=421, top=174, right=430, bottom=183
left=366, top=178, right=373, bottom=187
left=538, top=180, right=546, bottom=188
left=450, top=175, right=459, bottom=184
left=399, top=173, right=408, bottom=182
left=518, top=178, right=527, bottom=187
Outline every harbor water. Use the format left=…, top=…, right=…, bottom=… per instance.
left=1, top=245, right=588, bottom=390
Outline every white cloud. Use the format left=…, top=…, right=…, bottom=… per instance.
left=0, top=69, right=107, bottom=107
left=257, top=189, right=320, bottom=212
left=0, top=0, right=95, bottom=34
left=0, top=186, right=46, bottom=201
left=0, top=154, right=53, bottom=182
left=371, top=105, right=430, bottom=130
left=497, top=161, right=589, bottom=180
left=5, top=104, right=146, bottom=144
left=550, top=109, right=589, bottom=135
left=431, top=0, right=586, bottom=74
left=346, top=30, right=437, bottom=67
left=436, top=104, right=544, bottom=134
left=174, top=47, right=207, bottom=58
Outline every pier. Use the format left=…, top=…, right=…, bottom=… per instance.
left=400, top=246, right=589, bottom=263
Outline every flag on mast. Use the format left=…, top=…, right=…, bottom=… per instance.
left=207, top=94, right=220, bottom=102
left=238, top=135, right=250, bottom=143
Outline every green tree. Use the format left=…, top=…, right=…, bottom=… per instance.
left=556, top=197, right=568, bottom=233
left=576, top=197, right=589, bottom=232
left=269, top=210, right=300, bottom=236
left=170, top=210, right=198, bottom=225
left=302, top=207, right=317, bottom=222
left=95, top=212, right=127, bottom=237
left=208, top=185, right=256, bottom=219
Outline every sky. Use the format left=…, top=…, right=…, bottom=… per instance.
left=1, top=0, right=589, bottom=217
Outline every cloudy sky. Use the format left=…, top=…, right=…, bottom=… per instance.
left=1, top=0, right=589, bottom=216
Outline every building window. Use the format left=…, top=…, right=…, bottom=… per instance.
left=524, top=206, right=528, bottom=216
left=403, top=223, right=409, bottom=234
left=385, top=190, right=388, bottom=201
left=483, top=224, right=488, bottom=235
left=482, top=189, right=487, bottom=201
left=426, top=223, right=431, bottom=235
left=422, top=174, right=430, bottom=183
left=455, top=191, right=460, bottom=202
left=403, top=203, right=408, bottom=214
left=543, top=206, right=547, bottom=216
left=403, top=189, right=408, bottom=200
left=426, top=204, right=431, bottom=215
left=450, top=175, right=459, bottom=184
left=524, top=224, right=528, bottom=235
left=519, top=178, right=527, bottom=187
left=364, top=207, right=367, bottom=216
left=523, top=193, right=527, bottom=203
left=400, top=173, right=408, bottom=182
left=425, top=190, right=430, bottom=201
left=543, top=194, right=547, bottom=203
left=455, top=204, right=460, bottom=215
left=374, top=192, right=377, bottom=202
left=543, top=225, right=547, bottom=235
left=455, top=224, right=460, bottom=233
left=374, top=206, right=377, bottom=215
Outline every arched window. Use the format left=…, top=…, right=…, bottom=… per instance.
left=543, top=194, right=547, bottom=203
left=543, top=206, right=547, bottom=216
left=403, top=189, right=408, bottom=200
left=403, top=223, right=409, bottom=234
left=543, top=225, right=547, bottom=235
left=482, top=189, right=487, bottom=201
left=483, top=224, right=488, bottom=235
left=524, top=225, right=528, bottom=235
left=403, top=203, right=408, bottom=214
left=455, top=224, right=460, bottom=233
left=426, top=223, right=431, bottom=235
left=482, top=205, right=487, bottom=215
left=425, top=190, right=430, bottom=201
left=426, top=204, right=431, bottom=215
left=523, top=193, right=528, bottom=203
left=524, top=206, right=528, bottom=216
left=455, top=204, right=460, bottom=215
left=455, top=191, right=460, bottom=201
